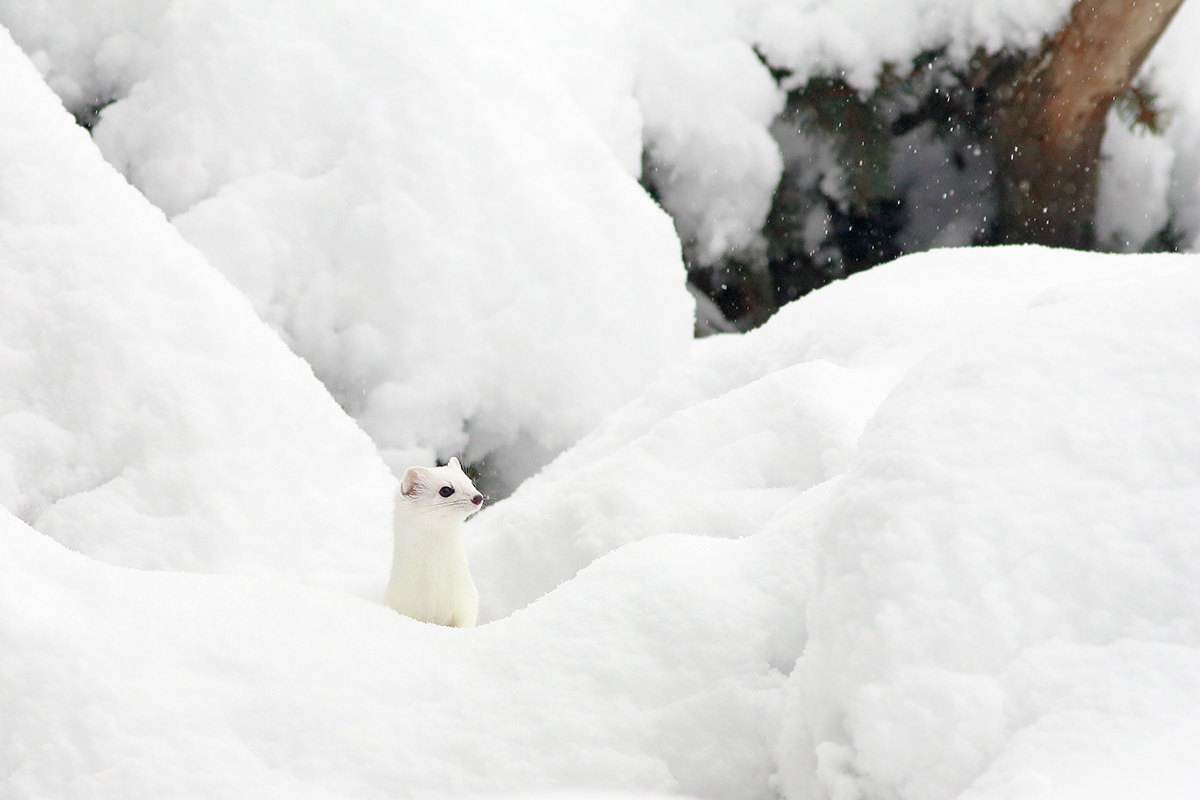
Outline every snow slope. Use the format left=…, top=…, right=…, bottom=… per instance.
left=0, top=26, right=393, bottom=593
left=1, top=0, right=694, bottom=493
left=467, top=246, right=1194, bottom=618
left=3, top=5, right=1200, bottom=800
left=8, top=0, right=1200, bottom=492
left=6, top=164, right=1199, bottom=800
left=2, top=507, right=790, bottom=800
left=471, top=245, right=1200, bottom=799
left=780, top=252, right=1200, bottom=800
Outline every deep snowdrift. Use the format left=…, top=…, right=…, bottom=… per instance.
left=0, top=26, right=393, bottom=593
left=0, top=0, right=695, bottom=493
left=3, top=7, right=1200, bottom=800
left=469, top=246, right=1200, bottom=798
left=16, top=0, right=1200, bottom=492
left=7, top=239, right=1199, bottom=800
left=779, top=252, right=1200, bottom=800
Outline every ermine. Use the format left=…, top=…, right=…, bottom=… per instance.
left=384, top=457, right=483, bottom=628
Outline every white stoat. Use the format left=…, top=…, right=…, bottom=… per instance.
left=384, top=457, right=483, bottom=628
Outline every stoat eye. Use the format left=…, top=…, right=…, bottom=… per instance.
left=439, top=486, right=455, bottom=498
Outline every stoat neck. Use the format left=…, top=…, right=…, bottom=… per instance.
left=389, top=513, right=471, bottom=594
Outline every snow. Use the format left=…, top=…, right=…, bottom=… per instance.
left=778, top=252, right=1200, bottom=800
left=631, top=0, right=1200, bottom=261
left=4, top=511, right=793, bottom=798
left=1095, top=119, right=1174, bottom=251
left=638, top=37, right=784, bottom=264
left=1137, top=0, right=1200, bottom=251
left=0, top=0, right=695, bottom=494
left=9, top=0, right=1200, bottom=495
left=4, top=3, right=1200, bottom=800
left=0, top=25, right=392, bottom=593
left=468, top=246, right=1200, bottom=620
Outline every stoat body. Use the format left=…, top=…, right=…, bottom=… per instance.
left=384, top=457, right=483, bottom=628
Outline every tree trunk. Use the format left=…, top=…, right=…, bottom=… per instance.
left=990, top=0, right=1187, bottom=248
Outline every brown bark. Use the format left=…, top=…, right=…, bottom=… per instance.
left=990, top=0, right=1187, bottom=248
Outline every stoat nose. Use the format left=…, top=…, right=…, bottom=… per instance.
left=471, top=494, right=484, bottom=506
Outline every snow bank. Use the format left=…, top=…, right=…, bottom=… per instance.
left=1, top=497, right=789, bottom=800
left=0, top=27, right=392, bottom=591
left=4, top=229, right=1199, bottom=798
left=471, top=245, right=1200, bottom=798
left=10, top=0, right=1200, bottom=493
left=468, top=246, right=1189, bottom=617
left=5, top=1, right=1200, bottom=796
left=781, top=250, right=1200, bottom=800
left=1, top=0, right=694, bottom=493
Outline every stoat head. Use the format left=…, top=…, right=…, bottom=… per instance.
left=396, top=457, right=485, bottom=523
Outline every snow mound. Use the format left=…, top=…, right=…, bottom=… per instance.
left=4, top=2, right=1200, bottom=796
left=0, top=26, right=392, bottom=592
left=1, top=500, right=789, bottom=800
left=11, top=0, right=1200, bottom=488
left=782, top=251, right=1200, bottom=800
left=471, top=244, right=1200, bottom=798
left=3, top=234, right=1199, bottom=799
left=2, top=1, right=694, bottom=493
left=468, top=246, right=1190, bottom=618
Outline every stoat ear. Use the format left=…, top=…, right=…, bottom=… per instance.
left=400, top=467, right=425, bottom=498
left=448, top=456, right=461, bottom=471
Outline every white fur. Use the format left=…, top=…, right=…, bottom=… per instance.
left=384, top=457, right=482, bottom=628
